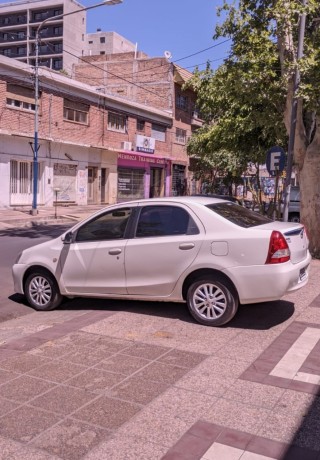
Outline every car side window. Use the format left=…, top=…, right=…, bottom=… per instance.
left=135, top=205, right=199, bottom=238
left=76, top=208, right=132, bottom=242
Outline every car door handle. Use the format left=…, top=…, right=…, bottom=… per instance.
left=179, top=243, right=195, bottom=250
left=109, top=248, right=122, bottom=255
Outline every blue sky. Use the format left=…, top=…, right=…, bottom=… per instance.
left=0, top=0, right=230, bottom=71
left=82, top=0, right=230, bottom=71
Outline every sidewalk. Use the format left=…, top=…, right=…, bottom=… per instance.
left=0, top=204, right=107, bottom=229
left=0, top=205, right=320, bottom=459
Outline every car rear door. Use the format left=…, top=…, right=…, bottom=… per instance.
left=125, top=204, right=203, bottom=296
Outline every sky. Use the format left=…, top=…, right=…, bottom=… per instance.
left=0, top=0, right=230, bottom=71
left=82, top=0, right=230, bottom=71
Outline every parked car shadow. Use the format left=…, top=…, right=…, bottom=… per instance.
left=9, top=294, right=294, bottom=331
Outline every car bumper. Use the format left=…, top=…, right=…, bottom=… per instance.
left=225, top=252, right=312, bottom=304
left=12, top=264, right=26, bottom=295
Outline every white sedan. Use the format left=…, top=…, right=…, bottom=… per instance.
left=12, top=196, right=311, bottom=327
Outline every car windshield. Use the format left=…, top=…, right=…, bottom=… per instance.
left=206, top=202, right=272, bottom=228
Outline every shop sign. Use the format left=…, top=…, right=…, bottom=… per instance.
left=135, top=135, right=155, bottom=154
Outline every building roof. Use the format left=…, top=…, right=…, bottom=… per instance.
left=173, top=64, right=194, bottom=84
left=0, top=54, right=173, bottom=124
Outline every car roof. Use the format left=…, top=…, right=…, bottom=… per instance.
left=120, top=196, right=229, bottom=206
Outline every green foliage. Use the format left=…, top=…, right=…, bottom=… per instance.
left=186, top=0, right=320, bottom=183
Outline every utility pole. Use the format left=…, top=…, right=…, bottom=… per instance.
left=283, top=0, right=307, bottom=222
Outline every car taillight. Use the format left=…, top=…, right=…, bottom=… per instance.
left=265, top=231, right=290, bottom=264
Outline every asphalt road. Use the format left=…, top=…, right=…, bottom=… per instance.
left=0, top=224, right=72, bottom=323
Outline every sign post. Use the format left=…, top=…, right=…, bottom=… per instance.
left=266, top=146, right=286, bottom=220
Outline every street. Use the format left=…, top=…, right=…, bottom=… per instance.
left=0, top=224, right=72, bottom=323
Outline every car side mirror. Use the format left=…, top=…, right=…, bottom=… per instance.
left=62, top=231, right=73, bottom=244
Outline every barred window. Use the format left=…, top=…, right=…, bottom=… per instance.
left=175, top=128, right=187, bottom=144
left=176, top=94, right=188, bottom=111
left=108, top=112, right=126, bottom=133
left=63, top=99, right=89, bottom=124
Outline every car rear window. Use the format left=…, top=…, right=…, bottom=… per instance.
left=206, top=202, right=272, bottom=228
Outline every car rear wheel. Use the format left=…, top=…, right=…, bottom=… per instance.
left=187, top=277, right=238, bottom=326
left=24, top=269, right=63, bottom=311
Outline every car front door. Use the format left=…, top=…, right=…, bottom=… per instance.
left=125, top=204, right=203, bottom=296
left=60, top=206, right=133, bottom=295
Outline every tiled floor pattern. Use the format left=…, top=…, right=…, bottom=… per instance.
left=241, top=321, right=320, bottom=394
left=0, top=328, right=207, bottom=459
left=1, top=288, right=320, bottom=459
left=161, top=421, right=320, bottom=459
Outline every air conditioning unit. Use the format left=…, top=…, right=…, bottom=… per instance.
left=121, top=141, right=132, bottom=151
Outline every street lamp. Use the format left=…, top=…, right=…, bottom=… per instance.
left=31, top=0, right=123, bottom=215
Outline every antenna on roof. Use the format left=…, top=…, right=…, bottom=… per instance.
left=164, top=50, right=172, bottom=60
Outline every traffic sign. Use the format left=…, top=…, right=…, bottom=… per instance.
left=266, top=146, right=286, bottom=177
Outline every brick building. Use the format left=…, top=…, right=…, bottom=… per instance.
left=73, top=51, right=203, bottom=195
left=0, top=54, right=177, bottom=208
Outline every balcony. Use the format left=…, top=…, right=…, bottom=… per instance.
left=191, top=110, right=203, bottom=127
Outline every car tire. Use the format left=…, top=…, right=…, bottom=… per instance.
left=288, top=213, right=300, bottom=223
left=186, top=277, right=238, bottom=326
left=24, top=269, right=63, bottom=311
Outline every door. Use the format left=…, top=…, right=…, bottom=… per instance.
left=150, top=168, right=163, bottom=198
left=101, top=168, right=107, bottom=203
left=87, top=166, right=98, bottom=204
left=125, top=204, right=203, bottom=296
left=10, top=160, right=42, bottom=206
left=60, top=206, right=133, bottom=295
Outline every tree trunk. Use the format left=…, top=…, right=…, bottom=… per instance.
left=298, top=122, right=320, bottom=258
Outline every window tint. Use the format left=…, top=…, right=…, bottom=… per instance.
left=76, top=208, right=131, bottom=242
left=207, top=202, right=272, bottom=228
left=136, top=206, right=199, bottom=238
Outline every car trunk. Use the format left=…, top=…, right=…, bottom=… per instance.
left=258, top=222, right=309, bottom=264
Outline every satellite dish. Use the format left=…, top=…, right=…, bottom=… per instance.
left=164, top=50, right=172, bottom=60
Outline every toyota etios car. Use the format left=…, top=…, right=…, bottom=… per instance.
left=12, top=196, right=311, bottom=327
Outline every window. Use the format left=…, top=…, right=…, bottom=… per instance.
left=54, top=9, right=62, bottom=16
left=34, top=12, right=42, bottom=21
left=207, top=202, right=272, bottom=228
left=89, top=40, right=93, bottom=44
left=4, top=17, right=10, bottom=25
left=76, top=208, right=132, bottom=242
left=17, top=47, right=26, bottom=56
left=137, top=119, right=145, bottom=131
left=17, top=31, right=25, bottom=39
left=53, top=42, right=62, bottom=52
left=53, top=58, right=62, bottom=70
left=3, top=33, right=8, bottom=40
left=7, top=98, right=35, bottom=111
left=108, top=112, right=126, bottom=133
left=151, top=123, right=166, bottom=142
left=3, top=49, right=11, bottom=56
left=100, top=51, right=105, bottom=55
left=53, top=26, right=63, bottom=35
left=175, top=128, right=187, bottom=144
left=176, top=94, right=188, bottom=111
left=136, top=206, right=199, bottom=238
left=100, top=36, right=105, bottom=43
left=63, top=99, right=89, bottom=124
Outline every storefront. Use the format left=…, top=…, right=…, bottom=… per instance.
left=117, top=152, right=171, bottom=201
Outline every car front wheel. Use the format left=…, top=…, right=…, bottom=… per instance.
left=187, top=277, right=238, bottom=326
left=24, top=269, right=63, bottom=311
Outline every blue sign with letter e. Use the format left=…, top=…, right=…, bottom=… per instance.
left=266, top=146, right=286, bottom=177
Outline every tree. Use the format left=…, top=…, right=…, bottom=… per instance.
left=187, top=0, right=320, bottom=257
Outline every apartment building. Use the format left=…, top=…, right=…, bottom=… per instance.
left=0, top=54, right=175, bottom=208
left=86, top=30, right=136, bottom=57
left=74, top=52, right=203, bottom=195
left=0, top=0, right=86, bottom=74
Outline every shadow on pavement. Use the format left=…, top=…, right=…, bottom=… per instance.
left=0, top=223, right=73, bottom=239
left=9, top=294, right=294, bottom=331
